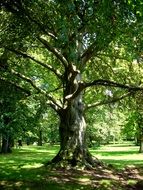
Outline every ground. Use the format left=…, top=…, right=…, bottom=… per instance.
left=0, top=143, right=143, bottom=190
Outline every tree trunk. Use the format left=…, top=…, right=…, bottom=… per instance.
left=1, top=135, right=12, bottom=153
left=138, top=125, right=143, bottom=153
left=49, top=96, right=101, bottom=168
left=47, top=68, right=102, bottom=168
left=38, top=130, right=42, bottom=146
left=139, top=135, right=143, bottom=153
left=139, top=139, right=143, bottom=153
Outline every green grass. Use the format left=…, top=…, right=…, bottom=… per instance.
left=0, top=142, right=143, bottom=190
left=90, top=142, right=143, bottom=168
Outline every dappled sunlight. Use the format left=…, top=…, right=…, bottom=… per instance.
left=90, top=144, right=143, bottom=169
left=0, top=145, right=59, bottom=183
left=0, top=144, right=143, bottom=189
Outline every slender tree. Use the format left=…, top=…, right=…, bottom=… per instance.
left=0, top=0, right=143, bottom=167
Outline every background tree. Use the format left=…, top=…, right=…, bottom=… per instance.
left=0, top=0, right=143, bottom=167
left=0, top=78, right=29, bottom=153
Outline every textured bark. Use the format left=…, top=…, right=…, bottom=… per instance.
left=50, top=104, right=101, bottom=168
left=49, top=74, right=101, bottom=167
left=46, top=67, right=102, bottom=168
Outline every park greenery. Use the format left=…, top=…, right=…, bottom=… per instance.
left=0, top=143, right=143, bottom=190
left=0, top=0, right=143, bottom=179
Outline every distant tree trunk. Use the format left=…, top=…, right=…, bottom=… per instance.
left=139, top=128, right=143, bottom=153
left=139, top=137, right=143, bottom=153
left=138, top=124, right=143, bottom=153
left=38, top=130, right=42, bottom=146
left=0, top=134, right=2, bottom=150
left=1, top=135, right=12, bottom=153
left=135, top=132, right=140, bottom=146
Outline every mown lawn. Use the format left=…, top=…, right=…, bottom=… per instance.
left=0, top=142, right=143, bottom=190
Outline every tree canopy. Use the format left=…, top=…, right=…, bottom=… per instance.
left=0, top=0, right=143, bottom=167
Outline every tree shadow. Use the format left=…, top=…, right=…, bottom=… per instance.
left=1, top=164, right=143, bottom=190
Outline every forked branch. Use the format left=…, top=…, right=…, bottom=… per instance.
left=85, top=79, right=143, bottom=91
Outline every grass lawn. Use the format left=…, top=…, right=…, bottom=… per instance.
left=0, top=142, right=143, bottom=190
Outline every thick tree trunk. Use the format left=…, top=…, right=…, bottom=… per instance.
left=49, top=96, right=101, bottom=168
left=47, top=68, right=102, bottom=168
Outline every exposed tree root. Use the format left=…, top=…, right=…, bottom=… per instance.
left=45, top=149, right=104, bottom=170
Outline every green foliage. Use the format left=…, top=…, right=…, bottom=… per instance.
left=0, top=0, right=143, bottom=157
left=122, top=111, right=138, bottom=140
left=0, top=143, right=142, bottom=189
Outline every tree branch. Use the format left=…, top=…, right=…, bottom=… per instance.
left=81, top=35, right=115, bottom=64
left=37, top=36, right=68, bottom=68
left=10, top=69, right=45, bottom=93
left=85, top=92, right=131, bottom=110
left=85, top=79, right=143, bottom=91
left=65, top=79, right=143, bottom=101
left=5, top=47, right=62, bottom=79
left=1, top=0, right=57, bottom=40
left=0, top=77, right=30, bottom=96
left=81, top=41, right=97, bottom=64
left=9, top=69, right=62, bottom=110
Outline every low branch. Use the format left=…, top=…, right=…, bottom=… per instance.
left=37, top=37, right=68, bottom=68
left=9, top=69, right=62, bottom=110
left=5, top=47, right=62, bottom=79
left=65, top=81, right=85, bottom=101
left=85, top=92, right=131, bottom=110
left=0, top=77, right=30, bottom=96
left=10, top=69, right=45, bottom=93
left=85, top=79, right=143, bottom=91
left=65, top=79, right=143, bottom=102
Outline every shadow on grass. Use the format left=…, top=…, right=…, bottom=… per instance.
left=101, top=159, right=143, bottom=169
left=0, top=144, right=143, bottom=190
left=90, top=150, right=139, bottom=156
left=0, top=165, right=135, bottom=190
left=0, top=166, right=94, bottom=190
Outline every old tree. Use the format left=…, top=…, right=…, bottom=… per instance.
left=0, top=1, right=143, bottom=167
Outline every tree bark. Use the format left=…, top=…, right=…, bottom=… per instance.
left=139, top=129, right=143, bottom=153
left=38, top=130, right=42, bottom=146
left=49, top=80, right=101, bottom=168
left=139, top=138, right=143, bottom=153
left=1, top=135, right=12, bottom=153
left=46, top=67, right=102, bottom=168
